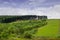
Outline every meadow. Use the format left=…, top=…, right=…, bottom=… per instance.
left=0, top=17, right=60, bottom=40
left=36, top=19, right=59, bottom=37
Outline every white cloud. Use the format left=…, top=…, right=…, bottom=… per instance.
left=29, top=0, right=46, bottom=3
left=0, top=7, right=29, bottom=15
left=28, top=0, right=46, bottom=6
left=0, top=5, right=60, bottom=19
left=31, top=5, right=60, bottom=19
left=45, top=5, right=60, bottom=19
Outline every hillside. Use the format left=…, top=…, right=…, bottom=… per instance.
left=0, top=19, right=59, bottom=40
left=0, top=19, right=47, bottom=40
left=35, top=19, right=60, bottom=38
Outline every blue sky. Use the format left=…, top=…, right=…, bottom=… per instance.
left=0, top=0, right=60, bottom=19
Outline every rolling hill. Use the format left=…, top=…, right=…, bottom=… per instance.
left=35, top=19, right=60, bottom=38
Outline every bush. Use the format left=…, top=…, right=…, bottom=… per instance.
left=0, top=19, right=47, bottom=39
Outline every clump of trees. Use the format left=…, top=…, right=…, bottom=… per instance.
left=0, top=16, right=20, bottom=23
left=0, top=16, right=47, bottom=23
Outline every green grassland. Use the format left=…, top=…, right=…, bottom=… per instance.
left=35, top=19, right=59, bottom=38
left=0, top=19, right=60, bottom=40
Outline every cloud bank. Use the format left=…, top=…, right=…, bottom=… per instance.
left=0, top=5, right=60, bottom=19
left=0, top=0, right=60, bottom=19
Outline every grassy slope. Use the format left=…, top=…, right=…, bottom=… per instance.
left=35, top=19, right=60, bottom=38
left=16, top=19, right=60, bottom=40
left=0, top=19, right=59, bottom=40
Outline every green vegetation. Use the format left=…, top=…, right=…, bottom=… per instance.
left=0, top=18, right=47, bottom=40
left=0, top=17, right=59, bottom=40
left=35, top=19, right=59, bottom=38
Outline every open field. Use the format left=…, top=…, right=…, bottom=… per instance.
left=0, top=19, right=60, bottom=40
left=35, top=19, right=60, bottom=38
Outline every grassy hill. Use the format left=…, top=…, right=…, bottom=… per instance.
left=0, top=19, right=59, bottom=40
left=35, top=19, right=59, bottom=38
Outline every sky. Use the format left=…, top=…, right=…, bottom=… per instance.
left=0, top=0, right=60, bottom=19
